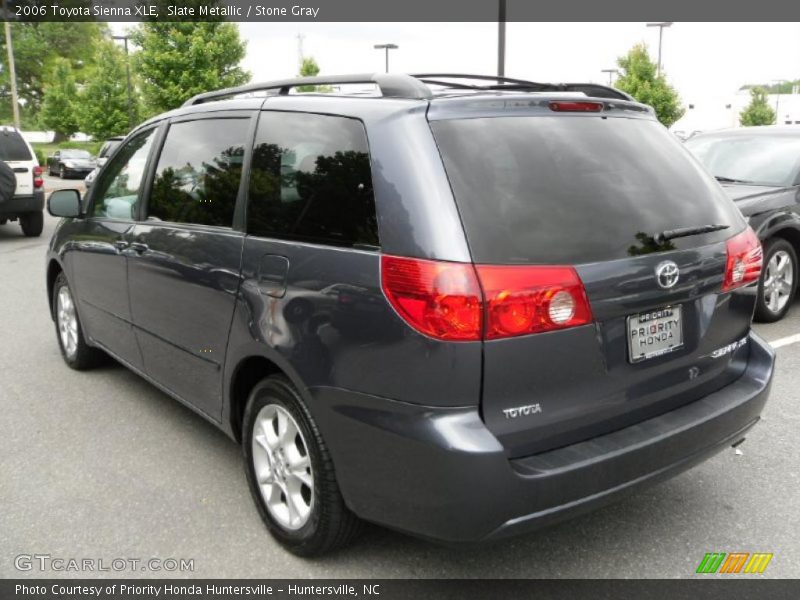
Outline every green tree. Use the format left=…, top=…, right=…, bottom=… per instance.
left=39, top=58, right=80, bottom=142
left=130, top=21, right=249, bottom=114
left=740, top=87, right=776, bottom=127
left=615, top=43, right=685, bottom=128
left=0, top=19, right=107, bottom=120
left=78, top=41, right=136, bottom=140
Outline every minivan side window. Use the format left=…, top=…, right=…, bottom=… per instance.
left=146, top=118, right=249, bottom=228
left=248, top=112, right=378, bottom=248
left=92, top=129, right=155, bottom=220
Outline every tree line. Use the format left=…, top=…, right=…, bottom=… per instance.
left=0, top=21, right=250, bottom=141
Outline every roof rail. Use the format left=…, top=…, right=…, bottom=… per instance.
left=412, top=73, right=633, bottom=101
left=182, top=73, right=432, bottom=106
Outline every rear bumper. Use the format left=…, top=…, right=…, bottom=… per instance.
left=0, top=191, right=45, bottom=215
left=312, top=331, right=774, bottom=543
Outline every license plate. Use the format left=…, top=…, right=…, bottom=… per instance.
left=627, top=306, right=683, bottom=363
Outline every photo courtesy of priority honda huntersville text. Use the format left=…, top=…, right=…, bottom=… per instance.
left=45, top=73, right=774, bottom=556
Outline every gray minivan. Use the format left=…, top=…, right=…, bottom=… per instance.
left=45, top=74, right=774, bottom=556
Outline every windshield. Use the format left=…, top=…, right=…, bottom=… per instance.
left=61, top=150, right=92, bottom=159
left=431, top=116, right=743, bottom=264
left=686, top=133, right=800, bottom=187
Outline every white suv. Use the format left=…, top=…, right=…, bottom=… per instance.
left=0, top=126, right=45, bottom=237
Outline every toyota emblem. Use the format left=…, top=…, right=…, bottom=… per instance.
left=655, top=260, right=680, bottom=289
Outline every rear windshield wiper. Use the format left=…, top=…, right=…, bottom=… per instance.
left=715, top=175, right=757, bottom=185
left=654, top=224, right=730, bottom=243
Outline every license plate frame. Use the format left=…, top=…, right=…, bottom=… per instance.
left=627, top=305, right=684, bottom=363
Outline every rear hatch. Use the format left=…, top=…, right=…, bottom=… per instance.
left=0, top=128, right=35, bottom=196
left=429, top=101, right=758, bottom=457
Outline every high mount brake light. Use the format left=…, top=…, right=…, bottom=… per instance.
left=548, top=101, right=604, bottom=113
left=381, top=256, right=594, bottom=341
left=723, top=227, right=762, bottom=292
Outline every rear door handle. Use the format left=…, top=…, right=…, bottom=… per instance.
left=114, top=240, right=129, bottom=252
left=130, top=242, right=149, bottom=254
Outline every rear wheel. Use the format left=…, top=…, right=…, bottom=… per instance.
left=52, top=272, right=105, bottom=369
left=755, top=238, right=797, bottom=322
left=19, top=211, right=43, bottom=237
left=243, top=375, right=362, bottom=556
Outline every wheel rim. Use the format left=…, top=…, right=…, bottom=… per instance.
left=763, top=249, right=794, bottom=314
left=251, top=404, right=314, bottom=530
left=57, top=285, right=79, bottom=359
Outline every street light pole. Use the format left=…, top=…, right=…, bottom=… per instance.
left=2, top=0, right=21, bottom=129
left=601, top=69, right=619, bottom=85
left=497, top=0, right=506, bottom=77
left=646, top=22, right=673, bottom=77
left=373, top=43, right=398, bottom=74
left=112, top=35, right=134, bottom=129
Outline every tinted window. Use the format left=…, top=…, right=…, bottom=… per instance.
left=0, top=130, right=32, bottom=161
left=61, top=149, right=91, bottom=159
left=431, top=116, right=744, bottom=264
left=147, top=118, right=247, bottom=227
left=686, top=133, right=800, bottom=187
left=99, top=140, right=121, bottom=158
left=248, top=112, right=378, bottom=248
left=92, top=128, right=155, bottom=219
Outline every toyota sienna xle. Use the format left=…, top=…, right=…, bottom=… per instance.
left=45, top=74, right=775, bottom=556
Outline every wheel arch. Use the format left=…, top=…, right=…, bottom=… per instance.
left=228, top=354, right=290, bottom=443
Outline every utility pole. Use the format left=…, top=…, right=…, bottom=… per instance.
left=2, top=0, right=20, bottom=129
left=112, top=35, right=134, bottom=129
left=373, top=43, right=398, bottom=73
left=601, top=69, right=619, bottom=85
left=296, top=33, right=305, bottom=72
left=646, top=22, right=673, bottom=77
left=497, top=0, right=506, bottom=77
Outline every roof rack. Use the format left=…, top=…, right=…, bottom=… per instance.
left=182, top=72, right=634, bottom=107
left=182, top=73, right=432, bottom=106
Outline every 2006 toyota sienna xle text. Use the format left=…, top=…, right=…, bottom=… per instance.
left=45, top=74, right=775, bottom=556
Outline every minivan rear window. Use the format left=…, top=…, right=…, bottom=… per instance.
left=0, top=130, right=33, bottom=161
left=431, top=116, right=744, bottom=264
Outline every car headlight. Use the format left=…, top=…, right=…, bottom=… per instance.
left=63, top=161, right=75, bottom=168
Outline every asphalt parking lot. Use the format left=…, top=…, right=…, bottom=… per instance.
left=1, top=176, right=798, bottom=578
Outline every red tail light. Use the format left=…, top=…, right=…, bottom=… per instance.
left=549, top=101, right=604, bottom=113
left=477, top=265, right=594, bottom=339
left=722, top=228, right=762, bottom=292
left=33, top=166, right=44, bottom=189
left=381, top=255, right=482, bottom=340
left=381, top=256, right=593, bottom=341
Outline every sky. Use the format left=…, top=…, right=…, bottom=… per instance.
left=113, top=21, right=800, bottom=125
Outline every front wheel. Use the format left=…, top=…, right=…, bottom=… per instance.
left=243, top=376, right=362, bottom=556
left=755, top=238, right=797, bottom=322
left=52, top=272, right=105, bottom=369
left=19, top=211, right=43, bottom=237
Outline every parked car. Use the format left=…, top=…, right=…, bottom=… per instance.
left=0, top=125, right=45, bottom=236
left=85, top=136, right=124, bottom=189
left=47, top=148, right=96, bottom=179
left=686, top=126, right=800, bottom=322
left=45, top=73, right=774, bottom=556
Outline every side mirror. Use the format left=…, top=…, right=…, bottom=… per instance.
left=48, top=189, right=82, bottom=218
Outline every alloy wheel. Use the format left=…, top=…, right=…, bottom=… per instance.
left=57, top=285, right=79, bottom=359
left=763, top=249, right=794, bottom=315
left=251, top=404, right=314, bottom=530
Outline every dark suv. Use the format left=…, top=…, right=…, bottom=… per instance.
left=46, top=74, right=774, bottom=556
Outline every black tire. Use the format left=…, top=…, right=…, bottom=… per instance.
left=52, top=272, right=105, bottom=369
left=755, top=237, right=798, bottom=323
left=243, top=375, right=362, bottom=556
left=0, top=218, right=7, bottom=225
left=19, top=211, right=43, bottom=237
